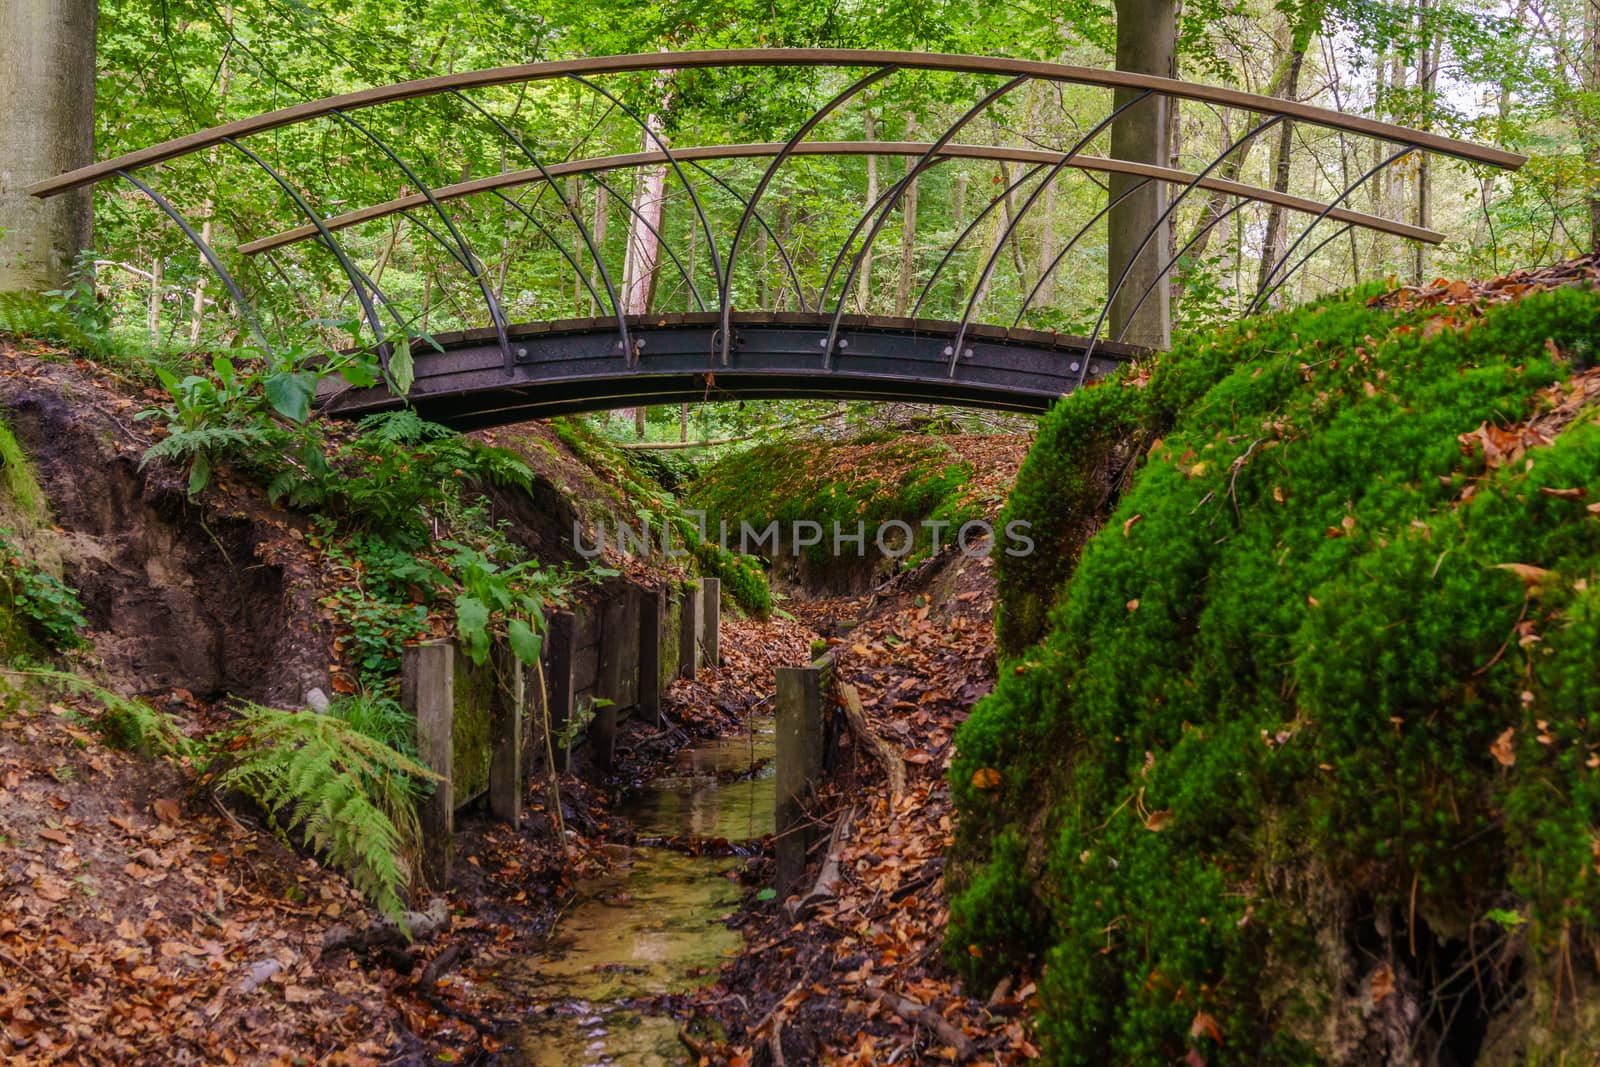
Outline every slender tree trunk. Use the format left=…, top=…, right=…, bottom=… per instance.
left=895, top=114, right=919, bottom=318
left=1108, top=0, right=1177, bottom=348
left=589, top=183, right=608, bottom=317
left=1583, top=0, right=1600, bottom=252
left=190, top=4, right=234, bottom=345
left=0, top=0, right=96, bottom=292
left=620, top=110, right=668, bottom=436
left=856, top=111, right=878, bottom=313
left=1413, top=0, right=1441, bottom=281
left=1254, top=13, right=1312, bottom=308
left=148, top=254, right=164, bottom=340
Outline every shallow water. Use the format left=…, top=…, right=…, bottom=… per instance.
left=500, top=719, right=776, bottom=1065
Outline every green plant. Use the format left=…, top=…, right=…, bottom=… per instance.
left=328, top=690, right=416, bottom=757
left=0, top=530, right=87, bottom=651
left=208, top=702, right=439, bottom=922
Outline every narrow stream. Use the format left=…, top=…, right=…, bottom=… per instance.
left=501, top=718, right=777, bottom=1065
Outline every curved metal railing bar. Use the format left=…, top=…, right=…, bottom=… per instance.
left=114, top=169, right=270, bottom=351
left=29, top=48, right=1524, bottom=198
left=580, top=172, right=707, bottom=312
left=947, top=90, right=1153, bottom=374
left=1011, top=177, right=1153, bottom=328
left=914, top=163, right=1049, bottom=320
left=686, top=161, right=803, bottom=311
left=447, top=88, right=632, bottom=358
left=327, top=107, right=514, bottom=367
left=487, top=189, right=612, bottom=315
left=1246, top=146, right=1415, bottom=316
left=819, top=156, right=940, bottom=313
left=567, top=73, right=726, bottom=340
left=1254, top=221, right=1359, bottom=312
left=1081, top=114, right=1287, bottom=380
left=1114, top=198, right=1249, bottom=343
left=238, top=141, right=1442, bottom=256
left=822, top=75, right=1031, bottom=367
left=220, top=136, right=393, bottom=356
left=719, top=65, right=897, bottom=363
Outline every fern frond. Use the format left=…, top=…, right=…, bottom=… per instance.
left=0, top=667, right=199, bottom=761
left=141, top=425, right=284, bottom=467
left=210, top=703, right=438, bottom=923
left=355, top=409, right=454, bottom=446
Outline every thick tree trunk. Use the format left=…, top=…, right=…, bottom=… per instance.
left=1107, top=0, right=1176, bottom=348
left=0, top=0, right=97, bottom=292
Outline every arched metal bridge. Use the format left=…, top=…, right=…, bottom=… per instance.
left=32, top=49, right=1522, bottom=427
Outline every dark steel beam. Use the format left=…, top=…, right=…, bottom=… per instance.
left=317, top=311, right=1140, bottom=428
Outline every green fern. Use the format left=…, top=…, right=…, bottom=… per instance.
left=0, top=668, right=198, bottom=760
left=354, top=409, right=454, bottom=446
left=209, top=703, right=439, bottom=922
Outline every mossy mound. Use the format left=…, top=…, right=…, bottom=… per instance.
left=951, top=282, right=1600, bottom=1062
left=546, top=417, right=771, bottom=616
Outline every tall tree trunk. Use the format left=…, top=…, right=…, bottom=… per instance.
left=895, top=114, right=919, bottom=318
left=1413, top=0, right=1440, bottom=281
left=0, top=0, right=96, bottom=292
left=856, top=111, right=878, bottom=313
left=148, top=254, right=164, bottom=340
left=191, top=4, right=234, bottom=345
left=589, top=182, right=608, bottom=317
left=1036, top=177, right=1059, bottom=308
left=620, top=114, right=668, bottom=436
left=1254, top=14, right=1313, bottom=308
left=1583, top=0, right=1599, bottom=252
left=1108, top=0, right=1176, bottom=348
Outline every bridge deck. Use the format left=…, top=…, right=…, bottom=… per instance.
left=318, top=312, right=1145, bottom=429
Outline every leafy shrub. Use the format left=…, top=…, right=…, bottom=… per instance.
left=0, top=530, right=87, bottom=651
left=949, top=284, right=1600, bottom=1061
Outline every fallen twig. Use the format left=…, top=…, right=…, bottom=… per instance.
left=866, top=984, right=978, bottom=1062
left=838, top=683, right=906, bottom=800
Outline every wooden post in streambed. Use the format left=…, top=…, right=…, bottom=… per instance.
left=678, top=580, right=702, bottom=679
left=488, top=642, right=524, bottom=825
left=401, top=639, right=455, bottom=885
left=700, top=577, right=722, bottom=668
left=774, top=649, right=834, bottom=899
left=638, top=587, right=664, bottom=725
left=544, top=610, right=577, bottom=770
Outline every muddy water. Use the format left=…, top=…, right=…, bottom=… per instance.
left=501, top=719, right=776, bottom=1065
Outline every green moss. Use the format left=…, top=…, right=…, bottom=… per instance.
left=0, top=419, right=48, bottom=525
left=950, top=284, right=1600, bottom=1062
left=687, top=437, right=979, bottom=572
left=450, top=648, right=497, bottom=808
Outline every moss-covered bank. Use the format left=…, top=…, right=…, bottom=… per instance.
left=951, top=282, right=1600, bottom=1062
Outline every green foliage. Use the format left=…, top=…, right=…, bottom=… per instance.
left=950, top=285, right=1600, bottom=1061
left=209, top=703, right=439, bottom=922
left=327, top=690, right=417, bottom=758
left=0, top=530, right=87, bottom=652
left=0, top=265, right=118, bottom=362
